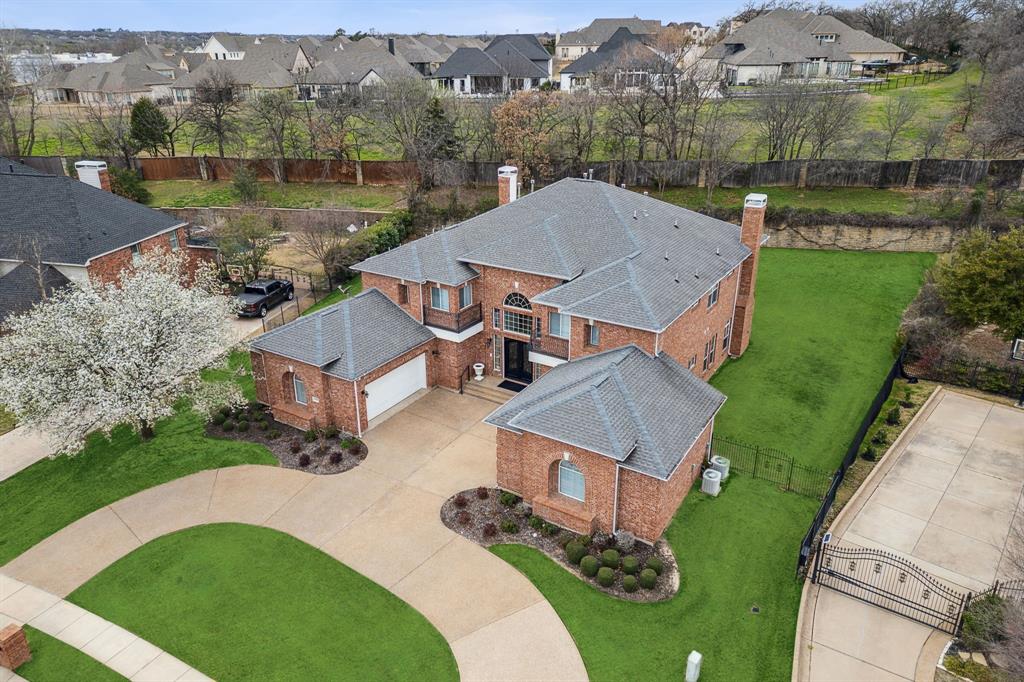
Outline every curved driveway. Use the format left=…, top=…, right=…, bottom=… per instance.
left=1, top=389, right=588, bottom=681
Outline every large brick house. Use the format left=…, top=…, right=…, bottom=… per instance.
left=250, top=172, right=767, bottom=542
left=0, top=157, right=216, bottom=325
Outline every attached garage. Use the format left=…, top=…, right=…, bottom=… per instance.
left=364, top=353, right=428, bottom=420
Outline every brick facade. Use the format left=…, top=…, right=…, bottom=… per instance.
left=569, top=317, right=656, bottom=360
left=496, top=420, right=713, bottom=543
left=0, top=624, right=31, bottom=670
left=730, top=204, right=765, bottom=357
left=656, top=266, right=740, bottom=378
left=252, top=340, right=437, bottom=436
left=86, top=226, right=210, bottom=284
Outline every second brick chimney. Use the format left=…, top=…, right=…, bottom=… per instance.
left=74, top=160, right=111, bottom=192
left=729, top=193, right=767, bottom=357
left=498, top=166, right=518, bottom=205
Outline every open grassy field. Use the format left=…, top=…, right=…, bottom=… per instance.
left=17, top=626, right=126, bottom=682
left=143, top=179, right=405, bottom=210
left=494, top=248, right=934, bottom=682
left=0, top=352, right=275, bottom=565
left=68, top=524, right=457, bottom=681
left=655, top=185, right=920, bottom=214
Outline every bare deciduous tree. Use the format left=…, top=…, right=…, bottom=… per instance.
left=64, top=101, right=139, bottom=166
left=290, top=216, right=347, bottom=277
left=749, top=79, right=817, bottom=160
left=879, top=94, right=919, bottom=159
left=188, top=67, right=241, bottom=158
left=806, top=84, right=863, bottom=159
left=492, top=90, right=562, bottom=180
left=701, top=100, right=747, bottom=206
left=556, top=90, right=602, bottom=167
left=248, top=89, right=295, bottom=183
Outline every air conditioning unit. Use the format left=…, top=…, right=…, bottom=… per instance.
left=1013, top=339, right=1024, bottom=362
left=710, top=455, right=730, bottom=480
left=701, top=469, right=722, bottom=496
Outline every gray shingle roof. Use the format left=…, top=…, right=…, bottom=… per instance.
left=0, top=263, right=70, bottom=326
left=0, top=173, right=183, bottom=266
left=486, top=345, right=725, bottom=479
left=561, top=27, right=663, bottom=76
left=484, top=40, right=549, bottom=79
left=249, top=288, right=434, bottom=381
left=432, top=47, right=504, bottom=78
left=353, top=179, right=750, bottom=332
left=306, top=43, right=422, bottom=85
left=172, top=57, right=296, bottom=90
left=486, top=34, right=550, bottom=62
left=558, top=18, right=663, bottom=47
left=0, top=156, right=47, bottom=175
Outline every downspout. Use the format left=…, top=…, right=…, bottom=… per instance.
left=417, top=282, right=424, bottom=323
left=727, top=265, right=741, bottom=356
left=611, top=464, right=621, bottom=534
left=353, top=380, right=363, bottom=437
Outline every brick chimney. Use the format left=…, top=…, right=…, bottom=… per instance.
left=74, top=160, right=111, bottom=192
left=498, top=166, right=518, bottom=205
left=0, top=624, right=32, bottom=670
left=729, top=193, right=767, bottom=357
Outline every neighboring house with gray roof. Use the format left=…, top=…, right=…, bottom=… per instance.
left=0, top=158, right=213, bottom=326
left=431, top=39, right=550, bottom=95
left=701, top=9, right=905, bottom=84
left=556, top=18, right=663, bottom=60
left=171, top=57, right=297, bottom=102
left=300, top=42, right=422, bottom=99
left=34, top=44, right=183, bottom=105
left=250, top=169, right=770, bottom=543
left=559, top=27, right=669, bottom=92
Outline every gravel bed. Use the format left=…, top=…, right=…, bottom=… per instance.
left=206, top=404, right=367, bottom=475
left=440, top=487, right=679, bottom=602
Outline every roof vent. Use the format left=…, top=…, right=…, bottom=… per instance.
left=621, top=183, right=626, bottom=189
left=643, top=190, right=649, bottom=196
left=694, top=269, right=700, bottom=278
left=674, top=274, right=680, bottom=283
left=674, top=219, right=678, bottom=228
left=633, top=210, right=638, bottom=220
left=716, top=247, right=720, bottom=256
left=664, top=251, right=669, bottom=260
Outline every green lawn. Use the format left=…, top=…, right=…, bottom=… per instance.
left=495, top=248, right=934, bottom=682
left=69, top=524, right=457, bottom=682
left=17, top=626, right=126, bottom=682
left=0, top=405, right=14, bottom=436
left=711, top=249, right=935, bottom=469
left=0, top=352, right=276, bottom=565
left=143, top=180, right=403, bottom=210
left=654, top=185, right=918, bottom=215
left=302, top=274, right=363, bottom=315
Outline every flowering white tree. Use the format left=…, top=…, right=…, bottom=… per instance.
left=0, top=250, right=242, bottom=454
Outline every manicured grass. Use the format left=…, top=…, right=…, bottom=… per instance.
left=0, top=352, right=276, bottom=565
left=69, top=524, right=458, bottom=682
left=494, top=249, right=934, bottom=681
left=17, top=626, right=126, bottom=682
left=655, top=185, right=918, bottom=215
left=301, top=274, right=363, bottom=315
left=494, top=476, right=818, bottom=682
left=711, top=249, right=935, bottom=469
left=143, top=180, right=404, bottom=210
left=0, top=405, right=14, bottom=436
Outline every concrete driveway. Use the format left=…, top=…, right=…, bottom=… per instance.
left=797, top=389, right=1024, bottom=681
left=1, top=388, right=587, bottom=682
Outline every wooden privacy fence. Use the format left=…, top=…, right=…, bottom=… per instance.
left=14, top=155, right=1024, bottom=191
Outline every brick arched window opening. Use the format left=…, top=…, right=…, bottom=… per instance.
left=503, top=292, right=532, bottom=310
left=549, top=458, right=585, bottom=502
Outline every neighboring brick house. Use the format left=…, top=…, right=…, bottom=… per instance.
left=249, top=171, right=767, bottom=542
left=0, top=157, right=215, bottom=325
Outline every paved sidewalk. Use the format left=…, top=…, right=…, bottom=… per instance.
left=1, top=389, right=587, bottom=682
left=796, top=389, right=1024, bottom=682
left=0, top=427, right=53, bottom=483
left=0, top=576, right=209, bottom=681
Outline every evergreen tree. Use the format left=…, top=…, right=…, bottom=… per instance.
left=129, top=98, right=170, bottom=156
left=418, top=97, right=462, bottom=161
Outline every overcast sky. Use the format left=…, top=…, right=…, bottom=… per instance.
left=0, top=0, right=862, bottom=36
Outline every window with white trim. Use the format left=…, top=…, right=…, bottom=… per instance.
left=707, top=282, right=720, bottom=308
left=703, top=334, right=718, bottom=371
left=430, top=286, right=449, bottom=311
left=503, top=310, right=533, bottom=336
left=558, top=460, right=585, bottom=501
left=723, top=320, right=732, bottom=351
left=492, top=335, right=501, bottom=371
left=168, top=231, right=179, bottom=251
left=503, top=292, right=532, bottom=310
left=492, top=307, right=501, bottom=328
left=130, top=244, right=142, bottom=265
left=549, top=312, right=570, bottom=339
left=586, top=323, right=600, bottom=347
left=293, top=375, right=308, bottom=405
left=688, top=355, right=697, bottom=370
left=458, top=283, right=473, bottom=309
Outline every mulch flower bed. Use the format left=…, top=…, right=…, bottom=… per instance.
left=205, top=403, right=367, bottom=475
left=440, top=486, right=679, bottom=602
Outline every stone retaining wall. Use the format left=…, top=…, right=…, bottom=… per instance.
left=158, top=206, right=390, bottom=232
left=765, top=222, right=957, bottom=252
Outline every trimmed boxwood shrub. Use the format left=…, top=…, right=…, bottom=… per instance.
left=499, top=491, right=520, bottom=507
left=212, top=412, right=227, bottom=425
left=601, top=549, right=620, bottom=568
left=500, top=519, right=518, bottom=533
left=236, top=420, right=249, bottom=432
left=322, top=425, right=339, bottom=439
left=645, top=556, right=664, bottom=575
left=623, top=575, right=639, bottom=593
left=578, top=535, right=591, bottom=547
left=542, top=522, right=559, bottom=536
left=639, top=568, right=658, bottom=589
left=886, top=407, right=902, bottom=425
left=258, top=420, right=270, bottom=431
left=580, top=555, right=600, bottom=577
left=596, top=567, right=615, bottom=587
left=871, top=428, right=888, bottom=445
left=267, top=429, right=281, bottom=440
left=528, top=516, right=544, bottom=530
left=565, top=541, right=587, bottom=565
left=222, top=420, right=236, bottom=432
left=622, top=555, right=640, bottom=575
left=219, top=405, right=232, bottom=418
left=304, top=429, right=318, bottom=443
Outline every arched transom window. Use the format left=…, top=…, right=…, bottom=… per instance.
left=503, top=292, right=532, bottom=310
left=558, top=460, right=585, bottom=501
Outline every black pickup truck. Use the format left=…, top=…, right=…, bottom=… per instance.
left=236, top=278, right=294, bottom=317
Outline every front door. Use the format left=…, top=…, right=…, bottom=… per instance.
left=503, top=338, right=533, bottom=384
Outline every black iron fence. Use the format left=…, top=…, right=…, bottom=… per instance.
left=912, top=356, right=1024, bottom=400
left=797, top=349, right=910, bottom=573
left=709, top=436, right=832, bottom=498
left=812, top=541, right=967, bottom=633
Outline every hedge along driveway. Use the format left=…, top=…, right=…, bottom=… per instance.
left=67, top=524, right=458, bottom=682
left=494, top=249, right=934, bottom=681
left=0, top=352, right=275, bottom=566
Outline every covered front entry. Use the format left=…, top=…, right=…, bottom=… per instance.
left=503, top=338, right=533, bottom=384
left=364, top=353, right=428, bottom=420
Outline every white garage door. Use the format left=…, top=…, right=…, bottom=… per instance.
left=364, top=353, right=427, bottom=420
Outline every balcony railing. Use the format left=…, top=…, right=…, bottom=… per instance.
left=423, top=302, right=482, bottom=333
left=529, top=335, right=570, bottom=360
